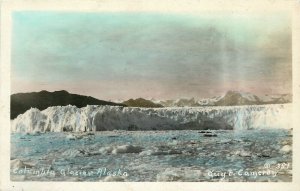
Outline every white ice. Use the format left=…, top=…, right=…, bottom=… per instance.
left=11, top=104, right=292, bottom=133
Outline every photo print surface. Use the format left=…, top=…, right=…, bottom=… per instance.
left=10, top=11, right=292, bottom=182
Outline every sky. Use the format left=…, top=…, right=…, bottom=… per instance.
left=12, top=12, right=292, bottom=100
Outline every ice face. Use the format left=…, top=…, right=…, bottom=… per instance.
left=11, top=104, right=292, bottom=133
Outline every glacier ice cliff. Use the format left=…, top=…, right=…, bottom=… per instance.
left=11, top=104, right=292, bottom=132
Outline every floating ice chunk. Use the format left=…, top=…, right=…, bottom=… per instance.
left=156, top=168, right=202, bottom=181
left=99, top=146, right=114, bottom=154
left=280, top=145, right=292, bottom=153
left=139, top=150, right=153, bottom=156
left=150, top=151, right=169, bottom=155
left=112, top=145, right=143, bottom=154
left=265, top=160, right=277, bottom=166
left=167, top=149, right=182, bottom=155
left=168, top=140, right=179, bottom=146
left=61, top=148, right=91, bottom=157
left=66, top=134, right=76, bottom=140
left=61, top=149, right=81, bottom=157
left=74, top=135, right=84, bottom=139
left=102, top=176, right=125, bottom=182
left=234, top=150, right=252, bottom=157
left=140, top=148, right=182, bottom=156
left=11, top=159, right=35, bottom=170
left=66, top=133, right=88, bottom=140
left=11, top=159, right=26, bottom=169
left=156, top=168, right=183, bottom=181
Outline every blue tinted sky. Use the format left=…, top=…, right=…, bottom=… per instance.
left=12, top=12, right=291, bottom=100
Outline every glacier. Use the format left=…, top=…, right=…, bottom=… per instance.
left=11, top=104, right=292, bottom=133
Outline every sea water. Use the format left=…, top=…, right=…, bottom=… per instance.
left=10, top=129, right=292, bottom=182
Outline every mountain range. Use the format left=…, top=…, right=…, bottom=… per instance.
left=122, top=98, right=163, bottom=108
left=11, top=90, right=292, bottom=119
left=151, top=90, right=292, bottom=107
left=11, top=90, right=125, bottom=119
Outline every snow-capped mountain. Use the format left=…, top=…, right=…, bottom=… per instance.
left=194, top=96, right=224, bottom=106
left=158, top=98, right=201, bottom=107
left=152, top=91, right=292, bottom=107
left=214, top=90, right=261, bottom=106
left=259, top=94, right=292, bottom=104
left=152, top=97, right=222, bottom=107
left=122, top=98, right=163, bottom=108
left=11, top=104, right=291, bottom=133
